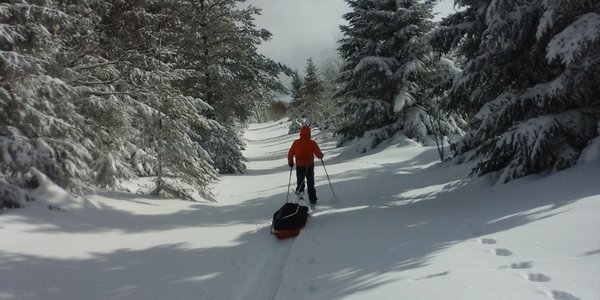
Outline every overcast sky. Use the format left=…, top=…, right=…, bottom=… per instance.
left=247, top=0, right=459, bottom=73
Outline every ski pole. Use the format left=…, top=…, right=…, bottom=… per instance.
left=286, top=166, right=293, bottom=202
left=320, top=159, right=335, bottom=195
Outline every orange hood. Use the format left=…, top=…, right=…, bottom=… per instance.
left=300, top=126, right=311, bottom=139
left=288, top=125, right=324, bottom=167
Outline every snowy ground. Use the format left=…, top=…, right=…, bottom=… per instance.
left=1, top=120, right=599, bottom=300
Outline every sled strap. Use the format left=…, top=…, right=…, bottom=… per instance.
left=280, top=206, right=300, bottom=219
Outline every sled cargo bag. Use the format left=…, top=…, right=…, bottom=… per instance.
left=271, top=203, right=309, bottom=239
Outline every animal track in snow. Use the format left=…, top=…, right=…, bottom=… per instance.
left=510, top=261, right=532, bottom=269
left=525, top=273, right=551, bottom=282
left=493, top=248, right=513, bottom=256
left=548, top=290, right=579, bottom=300
left=479, top=238, right=497, bottom=244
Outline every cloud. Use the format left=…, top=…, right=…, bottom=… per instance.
left=247, top=0, right=460, bottom=74
left=248, top=0, right=349, bottom=72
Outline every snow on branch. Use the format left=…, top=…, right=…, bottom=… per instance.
left=546, top=13, right=600, bottom=66
left=393, top=83, right=416, bottom=112
left=71, top=60, right=123, bottom=71
left=578, top=120, right=600, bottom=164
left=0, top=23, right=24, bottom=44
left=478, top=110, right=592, bottom=183
left=353, top=56, right=398, bottom=78
left=0, top=178, right=28, bottom=209
left=0, top=50, right=41, bottom=74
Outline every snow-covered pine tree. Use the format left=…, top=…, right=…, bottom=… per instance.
left=0, top=0, right=290, bottom=205
left=143, top=104, right=218, bottom=201
left=171, top=0, right=286, bottom=174
left=290, top=70, right=304, bottom=102
left=288, top=58, right=335, bottom=132
left=436, top=0, right=600, bottom=182
left=0, top=1, right=95, bottom=199
left=199, top=120, right=247, bottom=175
left=410, top=54, right=465, bottom=161
left=336, top=0, right=440, bottom=150
left=63, top=1, right=142, bottom=190
left=287, top=69, right=307, bottom=134
left=0, top=0, right=225, bottom=203
left=318, top=56, right=346, bottom=131
left=301, top=58, right=327, bottom=126
left=101, top=0, right=220, bottom=199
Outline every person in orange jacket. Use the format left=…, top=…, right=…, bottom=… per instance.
left=288, top=125, right=324, bottom=206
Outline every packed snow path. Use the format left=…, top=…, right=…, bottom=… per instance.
left=1, top=121, right=599, bottom=300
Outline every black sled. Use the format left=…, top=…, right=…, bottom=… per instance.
left=270, top=202, right=309, bottom=239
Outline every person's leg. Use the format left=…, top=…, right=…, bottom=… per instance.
left=295, top=166, right=307, bottom=193
left=306, top=166, right=317, bottom=204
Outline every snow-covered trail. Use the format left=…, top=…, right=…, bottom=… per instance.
left=216, top=121, right=600, bottom=300
left=1, top=120, right=599, bottom=300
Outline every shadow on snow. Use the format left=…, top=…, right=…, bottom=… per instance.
left=1, top=122, right=599, bottom=299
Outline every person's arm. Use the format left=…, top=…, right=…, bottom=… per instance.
left=288, top=142, right=296, bottom=167
left=314, top=141, right=324, bottom=160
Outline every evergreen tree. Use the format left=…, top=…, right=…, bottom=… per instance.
left=0, top=1, right=95, bottom=195
left=319, top=56, right=346, bottom=131
left=301, top=58, right=326, bottom=126
left=1, top=0, right=283, bottom=205
left=287, top=58, right=329, bottom=132
left=287, top=69, right=305, bottom=133
left=410, top=55, right=465, bottom=160
left=290, top=70, right=304, bottom=101
left=336, top=0, right=442, bottom=150
left=435, top=0, right=600, bottom=182
left=170, top=0, right=285, bottom=174
left=72, top=1, right=219, bottom=199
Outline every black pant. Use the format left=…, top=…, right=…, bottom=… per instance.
left=295, top=166, right=317, bottom=203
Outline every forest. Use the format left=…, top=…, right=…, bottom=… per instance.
left=1, top=0, right=599, bottom=208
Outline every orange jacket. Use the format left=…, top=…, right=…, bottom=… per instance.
left=288, top=126, right=324, bottom=167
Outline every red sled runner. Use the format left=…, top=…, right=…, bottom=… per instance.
left=271, top=202, right=310, bottom=240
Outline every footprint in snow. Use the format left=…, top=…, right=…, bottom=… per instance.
left=471, top=230, right=483, bottom=236
left=308, top=281, right=319, bottom=292
left=414, top=271, right=451, bottom=281
left=493, top=248, right=513, bottom=256
left=548, top=290, right=580, bottom=300
left=578, top=249, right=600, bottom=257
left=479, top=238, right=497, bottom=244
left=510, top=261, right=533, bottom=269
left=525, top=273, right=551, bottom=282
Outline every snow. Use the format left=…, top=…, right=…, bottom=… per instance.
left=578, top=121, right=600, bottom=164
left=393, top=85, right=414, bottom=112
left=536, top=8, right=554, bottom=40
left=353, top=56, right=397, bottom=78
left=1, top=120, right=599, bottom=300
left=0, top=50, right=37, bottom=73
left=546, top=13, right=600, bottom=66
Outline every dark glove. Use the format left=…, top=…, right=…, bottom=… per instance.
left=288, top=162, right=294, bottom=168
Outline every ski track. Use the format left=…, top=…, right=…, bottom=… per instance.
left=232, top=231, right=296, bottom=300
left=229, top=122, right=311, bottom=299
